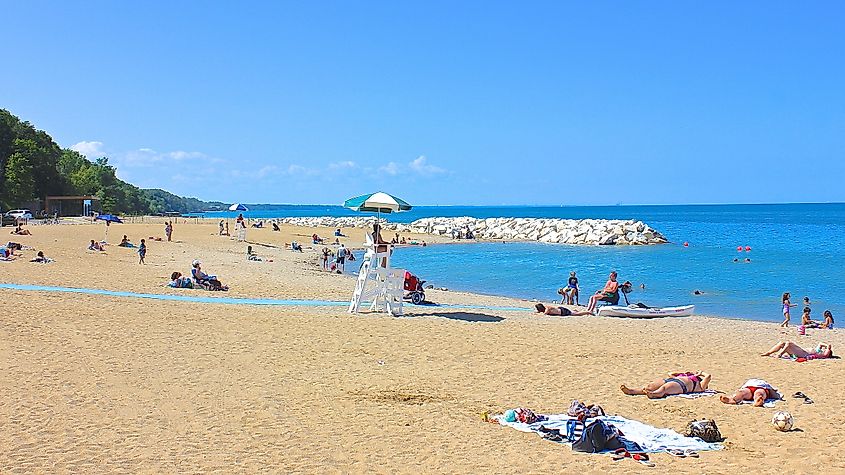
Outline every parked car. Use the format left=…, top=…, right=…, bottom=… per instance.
left=4, top=209, right=33, bottom=224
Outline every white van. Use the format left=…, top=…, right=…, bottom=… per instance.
left=5, top=209, right=33, bottom=220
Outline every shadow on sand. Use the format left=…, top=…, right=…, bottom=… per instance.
left=407, top=311, right=505, bottom=323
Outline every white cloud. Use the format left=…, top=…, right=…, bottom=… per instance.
left=167, top=151, right=206, bottom=161
left=70, top=141, right=105, bottom=157
left=378, top=162, right=400, bottom=176
left=329, top=160, right=357, bottom=170
left=409, top=155, right=445, bottom=175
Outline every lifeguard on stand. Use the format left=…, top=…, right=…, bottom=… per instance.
left=343, top=192, right=412, bottom=316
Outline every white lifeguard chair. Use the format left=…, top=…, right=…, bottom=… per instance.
left=349, top=233, right=404, bottom=316
left=236, top=222, right=247, bottom=242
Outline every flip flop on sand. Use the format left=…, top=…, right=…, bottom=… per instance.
left=664, top=449, right=687, bottom=457
left=792, top=392, right=814, bottom=404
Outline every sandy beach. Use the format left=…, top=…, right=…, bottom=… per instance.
left=1, top=219, right=843, bottom=474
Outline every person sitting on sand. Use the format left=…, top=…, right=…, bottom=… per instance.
left=30, top=250, right=52, bottom=263
left=313, top=233, right=324, bottom=244
left=720, top=379, right=780, bottom=407
left=168, top=271, right=194, bottom=288
left=272, top=222, right=280, bottom=232
left=822, top=310, right=834, bottom=329
left=118, top=235, right=134, bottom=247
left=11, top=225, right=31, bottom=235
left=534, top=303, right=592, bottom=317
left=88, top=240, right=105, bottom=251
left=586, top=271, right=619, bottom=314
left=621, top=371, right=712, bottom=399
left=191, top=260, right=228, bottom=291
left=0, top=244, right=14, bottom=260
left=761, top=341, right=832, bottom=360
left=801, top=307, right=820, bottom=328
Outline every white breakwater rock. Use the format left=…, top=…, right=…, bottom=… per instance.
left=272, top=216, right=668, bottom=245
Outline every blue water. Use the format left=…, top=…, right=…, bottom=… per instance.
left=195, top=203, right=845, bottom=322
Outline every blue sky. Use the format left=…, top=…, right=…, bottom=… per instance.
left=2, top=1, right=843, bottom=205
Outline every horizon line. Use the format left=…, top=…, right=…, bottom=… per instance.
left=201, top=200, right=845, bottom=208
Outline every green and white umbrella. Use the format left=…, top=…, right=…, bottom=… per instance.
left=344, top=192, right=412, bottom=219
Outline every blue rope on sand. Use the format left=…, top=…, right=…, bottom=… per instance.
left=0, top=283, right=527, bottom=312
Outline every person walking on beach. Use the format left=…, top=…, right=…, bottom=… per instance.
left=781, top=292, right=796, bottom=327
left=336, top=244, right=347, bottom=273
left=218, top=220, right=225, bottom=235
left=138, top=239, right=147, bottom=264
left=322, top=247, right=331, bottom=270
left=165, top=221, right=173, bottom=242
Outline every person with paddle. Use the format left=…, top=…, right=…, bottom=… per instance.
left=587, top=271, right=619, bottom=314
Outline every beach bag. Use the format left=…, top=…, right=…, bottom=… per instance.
left=514, top=407, right=540, bottom=424
left=567, top=400, right=606, bottom=421
left=571, top=420, right=624, bottom=453
left=685, top=419, right=722, bottom=442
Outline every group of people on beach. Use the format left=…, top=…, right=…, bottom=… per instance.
left=619, top=338, right=834, bottom=406
left=781, top=292, right=834, bottom=329
left=547, top=271, right=630, bottom=316
left=169, top=259, right=229, bottom=291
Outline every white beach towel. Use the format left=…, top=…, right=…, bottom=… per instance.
left=739, top=398, right=780, bottom=408
left=667, top=389, right=720, bottom=399
left=496, top=413, right=722, bottom=453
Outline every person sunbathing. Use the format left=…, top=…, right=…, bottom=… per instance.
left=88, top=240, right=105, bottom=251
left=621, top=371, right=711, bottom=398
left=11, top=225, right=31, bottom=235
left=720, top=379, right=780, bottom=406
left=761, top=341, right=832, bottom=360
left=191, top=260, right=228, bottom=291
left=30, top=251, right=52, bottom=263
left=168, top=271, right=194, bottom=288
left=534, top=303, right=592, bottom=317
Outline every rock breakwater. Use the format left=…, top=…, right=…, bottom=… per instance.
left=273, top=216, right=668, bottom=245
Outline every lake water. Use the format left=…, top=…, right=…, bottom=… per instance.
left=197, top=203, right=845, bottom=322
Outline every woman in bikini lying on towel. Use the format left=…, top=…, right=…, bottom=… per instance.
left=720, top=379, right=781, bottom=406
left=621, top=371, right=712, bottom=398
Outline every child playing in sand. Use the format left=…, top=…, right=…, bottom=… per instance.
left=780, top=292, right=796, bottom=327
left=801, top=307, right=819, bottom=328
left=138, top=239, right=146, bottom=264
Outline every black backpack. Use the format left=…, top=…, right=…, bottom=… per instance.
left=571, top=420, right=625, bottom=453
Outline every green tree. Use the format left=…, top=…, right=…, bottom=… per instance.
left=3, top=150, right=36, bottom=206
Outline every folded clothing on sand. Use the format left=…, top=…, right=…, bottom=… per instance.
left=496, top=413, right=722, bottom=453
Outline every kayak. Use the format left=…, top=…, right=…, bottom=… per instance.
left=598, top=304, right=695, bottom=318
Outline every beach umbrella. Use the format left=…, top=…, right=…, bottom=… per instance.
left=94, top=213, right=123, bottom=242
left=344, top=192, right=412, bottom=221
left=344, top=191, right=412, bottom=247
left=229, top=203, right=249, bottom=212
